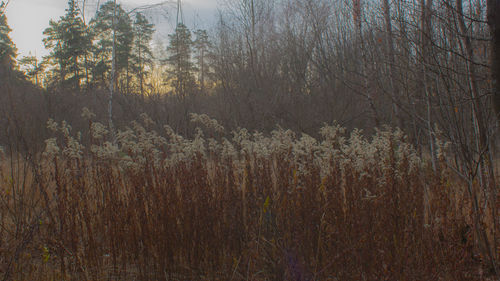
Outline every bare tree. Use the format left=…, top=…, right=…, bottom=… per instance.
left=488, top=0, right=500, bottom=121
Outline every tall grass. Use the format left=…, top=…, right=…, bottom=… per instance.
left=0, top=111, right=493, bottom=280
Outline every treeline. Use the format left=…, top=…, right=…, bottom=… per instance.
left=2, top=0, right=496, bottom=141
left=1, top=0, right=499, bottom=163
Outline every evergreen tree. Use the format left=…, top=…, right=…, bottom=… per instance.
left=0, top=2, right=17, bottom=73
left=90, top=1, right=133, bottom=89
left=42, top=20, right=65, bottom=86
left=165, top=23, right=195, bottom=98
left=19, top=54, right=44, bottom=86
left=42, top=0, right=90, bottom=90
left=193, top=29, right=212, bottom=93
left=61, top=0, right=91, bottom=89
left=131, top=12, right=154, bottom=96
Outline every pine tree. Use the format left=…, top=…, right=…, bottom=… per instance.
left=165, top=23, right=195, bottom=98
left=193, top=29, right=212, bottom=93
left=19, top=54, right=44, bottom=86
left=0, top=2, right=17, bottom=73
left=61, top=0, right=90, bottom=89
left=43, top=19, right=65, bottom=87
left=42, top=0, right=90, bottom=90
left=90, top=1, right=133, bottom=90
left=131, top=12, right=154, bottom=96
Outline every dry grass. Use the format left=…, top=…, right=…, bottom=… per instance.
left=0, top=113, right=496, bottom=280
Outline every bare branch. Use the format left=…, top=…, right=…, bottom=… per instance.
left=126, top=1, right=175, bottom=15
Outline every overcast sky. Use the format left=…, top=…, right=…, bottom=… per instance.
left=5, top=0, right=220, bottom=58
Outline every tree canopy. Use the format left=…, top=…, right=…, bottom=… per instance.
left=0, top=2, right=16, bottom=72
left=164, top=23, right=196, bottom=98
left=42, top=0, right=90, bottom=89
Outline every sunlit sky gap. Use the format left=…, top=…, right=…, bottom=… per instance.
left=5, top=0, right=219, bottom=58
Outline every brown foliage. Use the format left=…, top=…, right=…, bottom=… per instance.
left=0, top=118, right=494, bottom=280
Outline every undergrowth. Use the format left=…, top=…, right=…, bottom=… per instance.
left=0, top=110, right=493, bottom=280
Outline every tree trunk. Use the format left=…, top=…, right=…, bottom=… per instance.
left=420, top=0, right=437, bottom=171
left=108, top=0, right=117, bottom=141
left=382, top=0, right=403, bottom=128
left=200, top=48, right=205, bottom=94
left=457, top=0, right=498, bottom=274
left=488, top=0, right=500, bottom=121
left=355, top=0, right=381, bottom=127
left=139, top=41, right=144, bottom=96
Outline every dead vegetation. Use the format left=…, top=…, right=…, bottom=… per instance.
left=0, top=112, right=496, bottom=280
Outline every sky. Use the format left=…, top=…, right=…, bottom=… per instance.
left=5, top=0, right=220, bottom=58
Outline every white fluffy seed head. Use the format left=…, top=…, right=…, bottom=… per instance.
left=62, top=136, right=84, bottom=160
left=190, top=113, right=225, bottom=133
left=91, top=122, right=108, bottom=140
left=140, top=113, right=155, bottom=127
left=91, top=142, right=119, bottom=159
left=60, top=121, right=72, bottom=137
left=81, top=107, right=96, bottom=120
left=43, top=138, right=60, bottom=158
left=47, top=119, right=58, bottom=132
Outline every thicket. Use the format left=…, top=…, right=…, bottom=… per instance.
left=0, top=110, right=496, bottom=280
